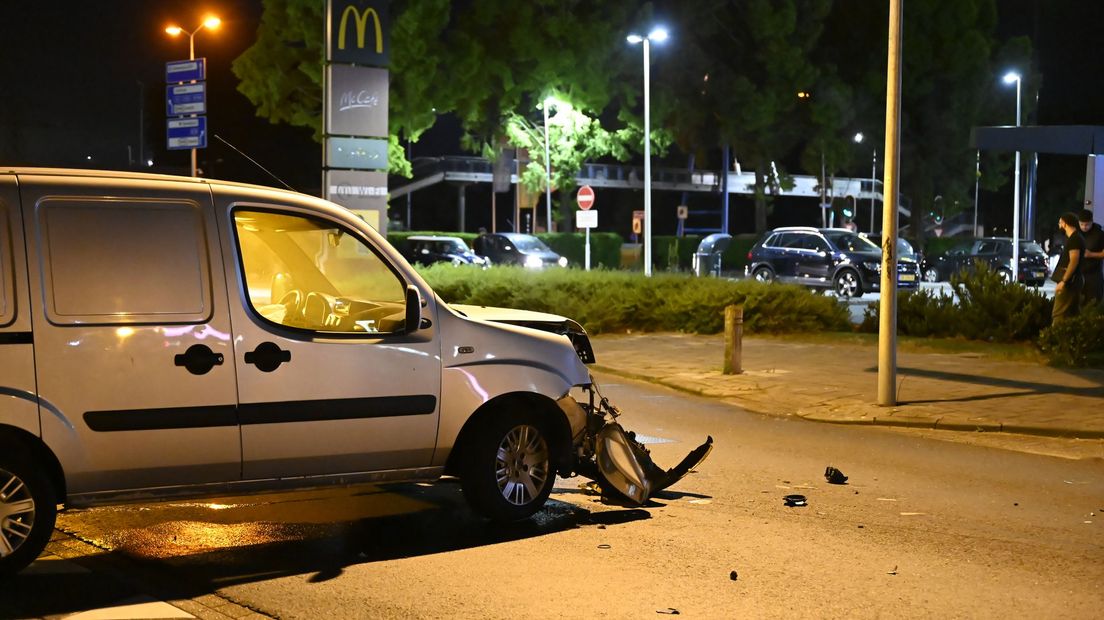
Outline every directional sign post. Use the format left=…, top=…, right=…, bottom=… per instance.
left=166, top=58, right=208, bottom=176
left=167, top=117, right=207, bottom=150
left=576, top=185, right=597, bottom=270
left=166, top=83, right=207, bottom=116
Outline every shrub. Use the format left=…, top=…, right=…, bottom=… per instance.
left=859, top=263, right=1051, bottom=343
left=1037, top=308, right=1104, bottom=367
left=418, top=264, right=851, bottom=335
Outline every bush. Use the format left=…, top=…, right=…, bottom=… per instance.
left=1037, top=308, right=1104, bottom=367
left=418, top=264, right=851, bottom=335
left=859, top=263, right=1051, bottom=343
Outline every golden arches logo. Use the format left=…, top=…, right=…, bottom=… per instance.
left=337, top=4, right=383, bottom=53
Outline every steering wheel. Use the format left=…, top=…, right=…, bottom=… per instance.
left=278, top=289, right=305, bottom=319
left=303, top=292, right=336, bottom=328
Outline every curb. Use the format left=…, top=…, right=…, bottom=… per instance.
left=591, top=364, right=1104, bottom=441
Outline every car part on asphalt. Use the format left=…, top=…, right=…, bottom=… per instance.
left=575, top=383, right=714, bottom=506
left=824, top=466, right=849, bottom=485
left=783, top=494, right=808, bottom=507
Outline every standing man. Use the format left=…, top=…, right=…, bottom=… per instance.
left=1078, top=209, right=1104, bottom=308
left=1052, top=212, right=1085, bottom=322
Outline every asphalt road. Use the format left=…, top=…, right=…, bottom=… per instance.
left=6, top=371, right=1102, bottom=618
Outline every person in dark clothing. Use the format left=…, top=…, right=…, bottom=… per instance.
left=1052, top=212, right=1085, bottom=322
left=1078, top=209, right=1104, bottom=307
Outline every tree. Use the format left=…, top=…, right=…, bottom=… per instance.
left=645, top=0, right=835, bottom=232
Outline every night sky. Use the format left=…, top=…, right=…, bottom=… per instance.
left=1, top=0, right=1100, bottom=234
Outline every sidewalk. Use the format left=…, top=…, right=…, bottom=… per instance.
left=590, top=333, right=1104, bottom=439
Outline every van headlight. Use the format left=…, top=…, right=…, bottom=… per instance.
left=524, top=255, right=544, bottom=269
left=558, top=256, right=569, bottom=267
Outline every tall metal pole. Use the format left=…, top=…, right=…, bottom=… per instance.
left=1012, top=78, right=1022, bottom=279
left=643, top=38, right=653, bottom=277
left=973, top=149, right=980, bottom=236
left=543, top=102, right=553, bottom=233
left=878, top=0, right=903, bottom=407
left=870, top=148, right=877, bottom=233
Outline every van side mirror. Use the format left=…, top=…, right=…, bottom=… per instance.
left=405, top=285, right=421, bottom=334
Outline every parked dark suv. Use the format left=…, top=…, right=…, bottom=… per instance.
left=746, top=227, right=920, bottom=297
left=472, top=232, right=568, bottom=269
left=920, top=237, right=1048, bottom=286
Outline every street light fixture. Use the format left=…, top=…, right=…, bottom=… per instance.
left=1003, top=71, right=1022, bottom=280
left=853, top=132, right=878, bottom=233
left=165, top=15, right=220, bottom=177
left=541, top=96, right=563, bottom=234
left=627, top=27, right=668, bottom=277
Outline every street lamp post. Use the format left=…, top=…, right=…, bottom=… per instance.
left=542, top=97, right=557, bottom=234
left=1003, top=71, right=1022, bottom=281
left=853, top=132, right=878, bottom=233
left=628, top=27, right=668, bottom=277
left=166, top=15, right=220, bottom=177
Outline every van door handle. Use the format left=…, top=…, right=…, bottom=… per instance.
left=174, top=344, right=225, bottom=376
left=244, top=342, right=291, bottom=373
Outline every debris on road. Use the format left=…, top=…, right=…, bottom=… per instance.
left=597, top=544, right=611, bottom=549
left=824, top=466, right=849, bottom=484
left=783, top=494, right=808, bottom=507
left=657, top=608, right=681, bottom=615
left=730, top=570, right=738, bottom=581
left=888, top=565, right=898, bottom=575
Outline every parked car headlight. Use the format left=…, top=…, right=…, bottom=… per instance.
left=558, top=256, right=569, bottom=268
left=863, top=261, right=881, bottom=272
left=524, top=255, right=544, bottom=269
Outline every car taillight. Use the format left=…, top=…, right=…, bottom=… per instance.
left=747, top=250, right=753, bottom=261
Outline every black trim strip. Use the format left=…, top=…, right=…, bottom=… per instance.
left=239, top=395, right=437, bottom=425
left=84, top=406, right=238, bottom=432
left=83, top=395, right=437, bottom=432
left=0, top=332, right=32, bottom=345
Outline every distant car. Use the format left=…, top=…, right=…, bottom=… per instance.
left=745, top=226, right=920, bottom=297
left=473, top=232, right=568, bottom=269
left=403, top=235, right=489, bottom=268
left=920, top=237, right=1048, bottom=286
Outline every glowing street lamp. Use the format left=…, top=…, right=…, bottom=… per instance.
left=627, top=27, right=668, bottom=277
left=165, top=15, right=220, bottom=177
left=541, top=96, right=564, bottom=234
left=1003, top=71, right=1022, bottom=279
left=854, top=132, right=878, bottom=233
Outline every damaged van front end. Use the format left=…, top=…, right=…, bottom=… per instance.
left=451, top=305, right=713, bottom=506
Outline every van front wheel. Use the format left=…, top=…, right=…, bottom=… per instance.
left=0, top=449, right=57, bottom=576
left=460, top=411, right=555, bottom=522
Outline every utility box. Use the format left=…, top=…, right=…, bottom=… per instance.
left=692, top=233, right=733, bottom=277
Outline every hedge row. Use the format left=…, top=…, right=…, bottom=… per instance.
left=417, top=263, right=851, bottom=336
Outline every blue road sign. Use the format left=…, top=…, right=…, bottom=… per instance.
left=166, top=58, right=206, bottom=83
left=166, top=83, right=207, bottom=116
left=167, top=117, right=207, bottom=150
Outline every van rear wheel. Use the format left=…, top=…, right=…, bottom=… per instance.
left=0, top=449, right=57, bottom=576
left=460, top=411, right=555, bottom=522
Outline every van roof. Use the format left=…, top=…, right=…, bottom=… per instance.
left=0, top=167, right=303, bottom=197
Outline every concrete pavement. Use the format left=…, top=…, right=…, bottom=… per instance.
left=591, top=333, right=1104, bottom=440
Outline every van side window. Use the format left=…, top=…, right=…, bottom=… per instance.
left=37, top=199, right=212, bottom=325
left=0, top=202, right=12, bottom=326
left=233, top=210, right=407, bottom=334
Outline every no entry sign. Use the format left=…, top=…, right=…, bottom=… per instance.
left=576, top=185, right=595, bottom=210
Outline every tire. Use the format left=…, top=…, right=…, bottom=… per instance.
left=834, top=269, right=862, bottom=298
left=923, top=267, right=941, bottom=283
left=460, top=410, right=555, bottom=522
left=752, top=266, right=774, bottom=283
left=0, top=447, right=57, bottom=576
left=997, top=268, right=1013, bottom=284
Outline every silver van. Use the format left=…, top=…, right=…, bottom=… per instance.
left=0, top=169, right=710, bottom=575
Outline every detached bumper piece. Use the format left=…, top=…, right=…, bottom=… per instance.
left=594, top=422, right=714, bottom=505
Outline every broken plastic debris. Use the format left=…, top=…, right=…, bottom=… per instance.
left=824, top=466, right=848, bottom=485
left=887, top=565, right=898, bottom=575
left=783, top=494, right=807, bottom=507
left=597, top=544, right=611, bottom=549
left=729, top=570, right=738, bottom=581
left=656, top=609, right=680, bottom=615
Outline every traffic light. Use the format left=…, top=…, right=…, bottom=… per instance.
left=842, top=196, right=855, bottom=220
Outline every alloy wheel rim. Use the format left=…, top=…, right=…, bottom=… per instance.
left=837, top=273, right=858, bottom=297
left=495, top=425, right=549, bottom=506
left=754, top=269, right=771, bottom=282
left=0, top=468, right=35, bottom=558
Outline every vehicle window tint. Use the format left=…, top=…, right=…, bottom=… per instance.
left=763, top=234, right=781, bottom=247
left=773, top=233, right=798, bottom=248
left=793, top=234, right=826, bottom=251
left=824, top=231, right=879, bottom=252
left=38, top=199, right=211, bottom=325
left=977, top=241, right=999, bottom=254
left=234, top=210, right=406, bottom=334
left=0, top=202, right=11, bottom=326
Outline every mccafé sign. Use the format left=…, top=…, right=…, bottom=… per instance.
left=328, top=0, right=390, bottom=66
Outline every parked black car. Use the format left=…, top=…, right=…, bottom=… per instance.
left=745, top=226, right=920, bottom=297
left=473, top=232, right=567, bottom=269
left=403, top=235, right=489, bottom=268
left=920, top=237, right=1048, bottom=285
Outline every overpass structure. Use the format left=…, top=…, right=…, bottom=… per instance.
left=391, top=156, right=899, bottom=233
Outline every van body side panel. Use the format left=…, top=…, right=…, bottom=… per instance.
left=210, top=186, right=442, bottom=479
left=20, top=175, right=242, bottom=494
left=0, top=176, right=40, bottom=436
